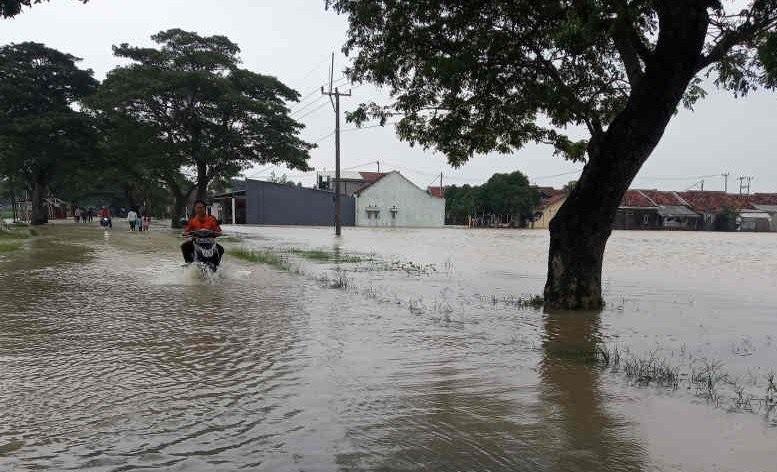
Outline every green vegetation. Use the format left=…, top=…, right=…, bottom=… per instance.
left=231, top=247, right=289, bottom=271
left=89, top=29, right=314, bottom=226
left=1, top=0, right=87, bottom=19
left=0, top=42, right=99, bottom=225
left=445, top=171, right=539, bottom=226
left=287, top=247, right=366, bottom=264
left=0, top=226, right=32, bottom=253
left=487, top=294, right=544, bottom=310
left=330, top=0, right=777, bottom=309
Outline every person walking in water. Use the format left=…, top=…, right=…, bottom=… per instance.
left=127, top=209, right=138, bottom=231
left=142, top=215, right=151, bottom=232
left=74, top=207, right=81, bottom=224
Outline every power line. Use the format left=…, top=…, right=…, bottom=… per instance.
left=312, top=121, right=398, bottom=144
left=532, top=169, right=582, bottom=181
left=295, top=100, right=331, bottom=120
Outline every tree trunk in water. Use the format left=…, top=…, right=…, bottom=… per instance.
left=30, top=177, right=48, bottom=226
left=544, top=3, right=710, bottom=310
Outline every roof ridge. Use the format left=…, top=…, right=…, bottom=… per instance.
left=636, top=189, right=658, bottom=207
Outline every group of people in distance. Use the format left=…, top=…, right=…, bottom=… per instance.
left=73, top=206, right=150, bottom=232
left=126, top=209, right=150, bottom=232
left=72, top=207, right=95, bottom=223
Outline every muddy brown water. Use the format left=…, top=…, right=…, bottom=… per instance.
left=1, top=223, right=776, bottom=471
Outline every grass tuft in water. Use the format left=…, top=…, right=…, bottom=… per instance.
left=231, top=248, right=289, bottom=270
left=487, top=294, right=545, bottom=309
left=596, top=345, right=679, bottom=388
left=0, top=226, right=32, bottom=253
left=288, top=247, right=366, bottom=264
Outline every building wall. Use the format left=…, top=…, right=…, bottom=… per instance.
left=533, top=198, right=565, bottom=229
left=244, top=179, right=355, bottom=226
left=355, top=172, right=445, bottom=227
left=613, top=208, right=662, bottom=230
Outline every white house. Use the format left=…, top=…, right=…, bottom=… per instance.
left=354, top=171, right=445, bottom=227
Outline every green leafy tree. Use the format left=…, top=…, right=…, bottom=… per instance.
left=1, top=0, right=86, bottom=19
left=89, top=29, right=314, bottom=226
left=479, top=172, right=539, bottom=223
left=445, top=172, right=538, bottom=225
left=0, top=42, right=98, bottom=224
left=328, top=1, right=777, bottom=309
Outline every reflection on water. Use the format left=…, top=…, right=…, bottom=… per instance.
left=1, top=224, right=776, bottom=471
left=541, top=311, right=645, bottom=471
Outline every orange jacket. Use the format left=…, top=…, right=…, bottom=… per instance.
left=185, top=215, right=222, bottom=233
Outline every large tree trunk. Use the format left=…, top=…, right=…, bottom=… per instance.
left=544, top=3, right=710, bottom=310
left=170, top=194, right=187, bottom=229
left=194, top=161, right=208, bottom=203
left=30, top=176, right=48, bottom=226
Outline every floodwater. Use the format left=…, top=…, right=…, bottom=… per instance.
left=1, top=223, right=776, bottom=471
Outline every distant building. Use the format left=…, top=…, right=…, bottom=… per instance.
left=675, top=191, right=752, bottom=230
left=354, top=171, right=445, bottom=227
left=317, top=171, right=385, bottom=196
left=614, top=190, right=701, bottom=230
left=532, top=189, right=567, bottom=229
left=749, top=193, right=777, bottom=231
left=212, top=178, right=355, bottom=226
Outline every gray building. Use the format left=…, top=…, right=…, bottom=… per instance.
left=212, top=179, right=355, bottom=226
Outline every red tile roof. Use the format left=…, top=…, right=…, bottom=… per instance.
left=358, top=172, right=386, bottom=183
left=677, top=191, right=753, bottom=212
left=354, top=172, right=390, bottom=195
left=427, top=186, right=446, bottom=198
left=621, top=190, right=657, bottom=207
left=538, top=192, right=567, bottom=210
left=749, top=193, right=777, bottom=205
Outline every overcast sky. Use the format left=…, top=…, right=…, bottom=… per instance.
left=3, top=0, right=776, bottom=192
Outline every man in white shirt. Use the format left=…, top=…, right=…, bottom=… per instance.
left=127, top=209, right=137, bottom=231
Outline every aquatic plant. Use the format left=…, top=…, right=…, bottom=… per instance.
left=230, top=248, right=289, bottom=271
left=0, top=226, right=32, bottom=253
left=287, top=247, right=367, bottom=264
left=485, top=294, right=545, bottom=310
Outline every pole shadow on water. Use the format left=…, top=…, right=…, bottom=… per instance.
left=540, top=307, right=646, bottom=471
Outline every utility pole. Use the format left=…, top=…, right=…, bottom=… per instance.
left=440, top=172, right=443, bottom=189
left=700, top=179, right=704, bottom=192
left=321, top=53, right=351, bottom=236
left=377, top=160, right=380, bottom=173
left=721, top=172, right=729, bottom=192
left=738, top=176, right=753, bottom=195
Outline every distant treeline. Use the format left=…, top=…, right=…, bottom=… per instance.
left=0, top=29, right=312, bottom=225
left=444, top=171, right=540, bottom=226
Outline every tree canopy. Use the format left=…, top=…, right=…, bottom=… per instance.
left=444, top=171, right=539, bottom=225
left=1, top=0, right=87, bottom=18
left=328, top=1, right=777, bottom=309
left=330, top=1, right=777, bottom=164
left=89, top=29, right=315, bottom=223
left=0, top=42, right=98, bottom=224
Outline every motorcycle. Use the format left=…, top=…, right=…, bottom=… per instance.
left=100, top=217, right=112, bottom=228
left=189, top=229, right=223, bottom=272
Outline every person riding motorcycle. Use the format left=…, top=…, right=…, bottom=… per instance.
left=181, top=200, right=224, bottom=264
left=99, top=206, right=112, bottom=228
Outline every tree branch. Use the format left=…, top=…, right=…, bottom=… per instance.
left=697, top=13, right=777, bottom=72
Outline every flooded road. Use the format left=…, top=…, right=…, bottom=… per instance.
left=1, top=223, right=776, bottom=471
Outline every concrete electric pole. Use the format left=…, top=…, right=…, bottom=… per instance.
left=321, top=54, right=351, bottom=236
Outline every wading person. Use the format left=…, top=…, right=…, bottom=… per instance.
left=127, top=208, right=137, bottom=231
left=181, top=200, right=223, bottom=264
